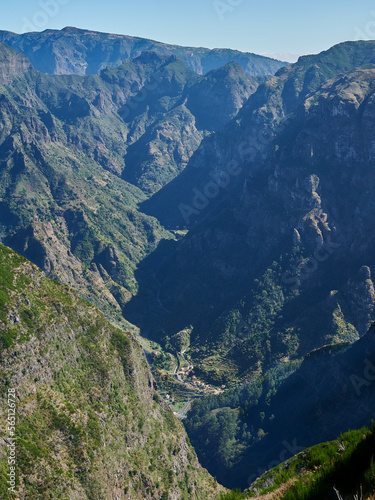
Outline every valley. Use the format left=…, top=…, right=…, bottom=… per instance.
left=136, top=334, right=225, bottom=416
left=1, top=24, right=375, bottom=499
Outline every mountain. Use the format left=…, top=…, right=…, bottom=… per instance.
left=3, top=32, right=375, bottom=497
left=0, top=41, right=169, bottom=327
left=0, top=27, right=286, bottom=77
left=143, top=40, right=375, bottom=227
left=3, top=35, right=375, bottom=394
left=0, top=244, right=222, bottom=499
left=119, top=57, right=258, bottom=194
left=185, top=323, right=375, bottom=490
left=0, top=42, right=258, bottom=327
left=126, top=42, right=375, bottom=386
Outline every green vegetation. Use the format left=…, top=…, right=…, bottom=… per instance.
left=2, top=35, right=375, bottom=499
left=218, top=490, right=247, bottom=500
left=0, top=39, right=259, bottom=337
left=184, top=314, right=375, bottom=490
left=0, top=245, right=222, bottom=499
left=215, top=424, right=375, bottom=499
left=247, top=423, right=375, bottom=500
left=185, top=359, right=301, bottom=482
left=136, top=43, right=375, bottom=393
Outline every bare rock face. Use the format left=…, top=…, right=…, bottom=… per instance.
left=0, top=43, right=31, bottom=85
left=338, top=266, right=375, bottom=335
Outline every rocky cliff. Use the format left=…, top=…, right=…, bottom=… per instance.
left=0, top=43, right=31, bottom=85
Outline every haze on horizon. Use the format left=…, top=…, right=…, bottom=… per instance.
left=2, top=0, right=375, bottom=63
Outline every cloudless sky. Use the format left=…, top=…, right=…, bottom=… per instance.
left=3, top=0, right=375, bottom=60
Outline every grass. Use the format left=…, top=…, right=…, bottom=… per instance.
left=247, top=423, right=375, bottom=500
left=0, top=244, right=222, bottom=499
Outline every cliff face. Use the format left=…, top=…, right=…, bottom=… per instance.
left=0, top=244, right=221, bottom=499
left=143, top=41, right=375, bottom=227
left=0, top=43, right=31, bottom=85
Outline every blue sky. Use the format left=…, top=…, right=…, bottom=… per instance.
left=3, top=0, right=375, bottom=60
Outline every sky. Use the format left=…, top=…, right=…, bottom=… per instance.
left=3, top=0, right=375, bottom=61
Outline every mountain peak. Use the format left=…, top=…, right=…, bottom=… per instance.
left=135, top=50, right=168, bottom=63
left=208, top=60, right=247, bottom=78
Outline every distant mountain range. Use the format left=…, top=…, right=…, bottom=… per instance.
left=0, top=26, right=287, bottom=76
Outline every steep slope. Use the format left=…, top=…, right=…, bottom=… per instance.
left=0, top=43, right=31, bottom=85
left=126, top=45, right=375, bottom=385
left=0, top=42, right=257, bottom=193
left=185, top=324, right=375, bottom=490
left=0, top=26, right=286, bottom=77
left=245, top=424, right=375, bottom=500
left=0, top=44, right=170, bottom=327
left=185, top=61, right=260, bottom=132
left=0, top=43, right=257, bottom=326
left=0, top=244, right=221, bottom=499
left=143, top=41, right=375, bottom=227
left=122, top=59, right=258, bottom=194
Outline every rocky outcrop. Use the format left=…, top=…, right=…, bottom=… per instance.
left=0, top=43, right=31, bottom=85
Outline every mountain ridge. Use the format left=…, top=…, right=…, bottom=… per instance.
left=142, top=40, right=375, bottom=228
left=0, top=40, right=258, bottom=330
left=0, top=26, right=286, bottom=77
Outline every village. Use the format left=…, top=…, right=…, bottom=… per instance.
left=175, top=364, right=226, bottom=394
left=163, top=360, right=226, bottom=414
